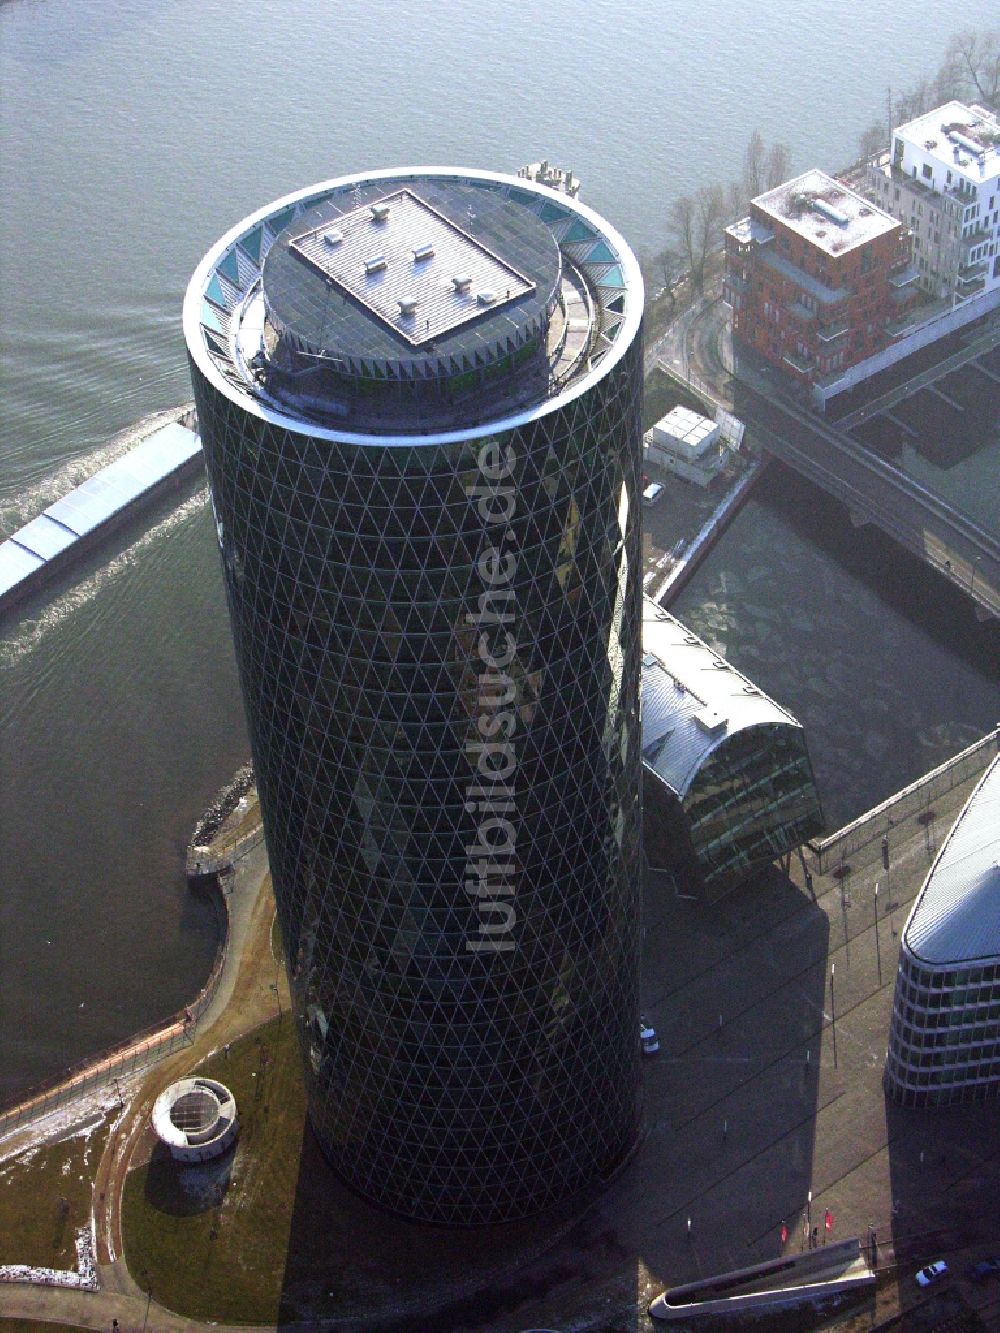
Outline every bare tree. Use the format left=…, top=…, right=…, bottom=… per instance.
left=940, top=28, right=1000, bottom=109
left=858, top=121, right=887, bottom=162
left=742, top=130, right=767, bottom=201
left=668, top=195, right=698, bottom=285
left=638, top=246, right=684, bottom=309
left=763, top=142, right=791, bottom=191
left=693, top=184, right=726, bottom=290
left=726, top=178, right=747, bottom=225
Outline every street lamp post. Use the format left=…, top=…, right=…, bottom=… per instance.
left=830, top=963, right=838, bottom=1069
left=874, top=880, right=882, bottom=986
left=141, top=1270, right=152, bottom=1332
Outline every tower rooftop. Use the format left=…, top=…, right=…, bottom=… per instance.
left=184, top=167, right=642, bottom=441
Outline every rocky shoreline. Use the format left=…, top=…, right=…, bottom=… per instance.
left=189, top=762, right=254, bottom=849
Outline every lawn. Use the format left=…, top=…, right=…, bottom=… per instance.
left=0, top=1109, right=112, bottom=1271
left=121, top=1011, right=304, bottom=1325
left=120, top=1011, right=568, bottom=1327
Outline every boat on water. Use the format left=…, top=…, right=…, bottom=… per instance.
left=0, top=407, right=203, bottom=620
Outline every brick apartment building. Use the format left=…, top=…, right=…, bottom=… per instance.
left=725, top=169, right=918, bottom=389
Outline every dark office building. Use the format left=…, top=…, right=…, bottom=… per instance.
left=184, top=169, right=644, bottom=1223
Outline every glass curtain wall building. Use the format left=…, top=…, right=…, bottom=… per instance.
left=183, top=169, right=644, bottom=1224
left=885, top=756, right=1000, bottom=1107
left=641, top=599, right=823, bottom=897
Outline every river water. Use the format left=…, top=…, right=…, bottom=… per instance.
left=1, top=0, right=998, bottom=1101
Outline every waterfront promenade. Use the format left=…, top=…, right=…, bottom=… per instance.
left=3, top=730, right=999, bottom=1330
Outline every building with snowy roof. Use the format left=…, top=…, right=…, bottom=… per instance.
left=643, top=406, right=726, bottom=486
left=885, top=755, right=1000, bottom=1107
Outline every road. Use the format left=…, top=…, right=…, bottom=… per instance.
left=735, top=377, right=1000, bottom=621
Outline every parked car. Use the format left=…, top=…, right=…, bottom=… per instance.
left=966, top=1257, right=1000, bottom=1283
left=642, top=482, right=664, bottom=506
left=915, top=1259, right=949, bottom=1287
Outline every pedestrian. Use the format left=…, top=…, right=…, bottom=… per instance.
left=812, top=1225, right=818, bottom=1248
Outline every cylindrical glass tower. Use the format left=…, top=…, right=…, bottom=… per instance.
left=184, top=168, right=643, bottom=1224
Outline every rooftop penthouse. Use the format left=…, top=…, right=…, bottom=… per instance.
left=894, top=101, right=1000, bottom=187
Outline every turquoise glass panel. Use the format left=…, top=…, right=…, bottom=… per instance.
left=217, top=249, right=240, bottom=285
left=587, top=240, right=617, bottom=264
left=597, top=265, right=626, bottom=288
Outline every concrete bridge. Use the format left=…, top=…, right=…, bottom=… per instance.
left=734, top=377, right=1000, bottom=622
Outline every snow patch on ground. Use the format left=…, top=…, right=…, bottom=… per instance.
left=1, top=1077, right=137, bottom=1164
left=0, top=1222, right=98, bottom=1290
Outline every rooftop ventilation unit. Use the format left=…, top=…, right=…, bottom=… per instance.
left=413, top=243, right=435, bottom=262
left=364, top=255, right=388, bottom=275
left=398, top=298, right=419, bottom=317
left=477, top=290, right=497, bottom=306
left=810, top=197, right=850, bottom=228
left=452, top=274, right=472, bottom=293
left=323, top=229, right=344, bottom=247
left=948, top=129, right=986, bottom=159
left=371, top=202, right=391, bottom=222
left=693, top=705, right=726, bottom=734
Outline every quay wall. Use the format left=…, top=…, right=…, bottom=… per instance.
left=814, top=724, right=1000, bottom=874
left=0, top=764, right=261, bottom=1145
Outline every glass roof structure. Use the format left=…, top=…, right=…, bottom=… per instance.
left=641, top=598, right=802, bottom=797
left=886, top=756, right=1000, bottom=1107
left=903, top=756, right=1000, bottom=966
left=641, top=598, right=823, bottom=896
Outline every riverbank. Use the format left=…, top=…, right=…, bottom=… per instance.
left=0, top=765, right=263, bottom=1140
left=4, top=734, right=998, bottom=1331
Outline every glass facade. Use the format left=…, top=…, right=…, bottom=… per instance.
left=682, top=724, right=823, bottom=893
left=885, top=757, right=1000, bottom=1108
left=885, top=958, right=1000, bottom=1107
left=185, top=170, right=644, bottom=1224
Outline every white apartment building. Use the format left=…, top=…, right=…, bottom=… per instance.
left=868, top=100, right=1000, bottom=306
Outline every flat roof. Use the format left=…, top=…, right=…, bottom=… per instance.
left=289, top=189, right=535, bottom=348
left=262, top=176, right=561, bottom=373
left=641, top=599, right=801, bottom=798
left=895, top=101, right=1000, bottom=184
left=184, top=167, right=644, bottom=447
left=653, top=405, right=716, bottom=445
left=903, top=755, right=1000, bottom=967
left=753, top=169, right=899, bottom=256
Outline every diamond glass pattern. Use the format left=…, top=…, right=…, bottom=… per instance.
left=186, top=169, right=644, bottom=1225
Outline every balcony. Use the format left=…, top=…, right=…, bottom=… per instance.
left=957, top=271, right=986, bottom=295
left=788, top=299, right=817, bottom=323
left=781, top=349, right=814, bottom=375
left=757, top=247, right=847, bottom=306
left=889, top=264, right=920, bottom=289
left=817, top=321, right=848, bottom=343
left=726, top=216, right=775, bottom=248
